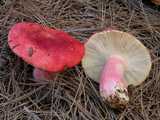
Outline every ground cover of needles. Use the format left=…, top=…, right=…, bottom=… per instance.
left=0, top=0, right=160, bottom=119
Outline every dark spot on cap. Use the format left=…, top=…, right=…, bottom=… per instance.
left=28, top=47, right=33, bottom=57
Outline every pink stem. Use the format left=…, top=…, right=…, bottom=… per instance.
left=33, top=68, right=55, bottom=81
left=100, top=55, right=127, bottom=97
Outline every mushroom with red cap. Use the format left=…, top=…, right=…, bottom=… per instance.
left=8, top=22, right=84, bottom=81
left=82, top=30, right=152, bottom=109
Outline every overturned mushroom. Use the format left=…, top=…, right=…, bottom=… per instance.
left=82, top=30, right=152, bottom=109
left=8, top=22, right=84, bottom=81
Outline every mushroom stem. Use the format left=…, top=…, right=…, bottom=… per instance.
left=33, top=68, right=55, bottom=81
left=99, top=55, right=129, bottom=108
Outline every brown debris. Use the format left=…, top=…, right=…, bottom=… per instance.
left=151, top=0, right=160, bottom=5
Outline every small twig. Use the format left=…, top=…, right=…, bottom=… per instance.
left=64, top=28, right=99, bottom=33
left=24, top=106, right=42, bottom=120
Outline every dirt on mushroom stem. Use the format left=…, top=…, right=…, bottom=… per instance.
left=99, top=55, right=129, bottom=109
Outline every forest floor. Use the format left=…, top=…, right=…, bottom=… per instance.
left=0, top=0, right=160, bottom=119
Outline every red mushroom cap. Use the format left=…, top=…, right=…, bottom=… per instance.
left=8, top=22, right=84, bottom=72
